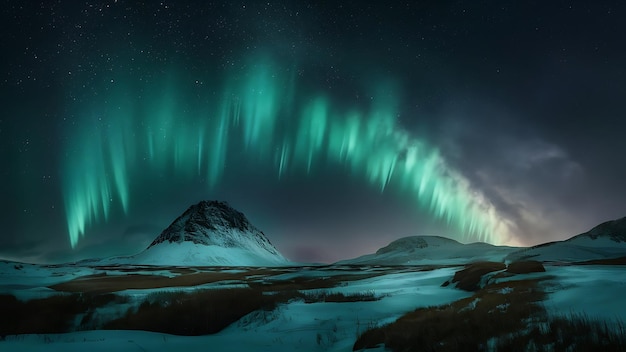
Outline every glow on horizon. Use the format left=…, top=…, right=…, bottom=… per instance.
left=62, top=58, right=513, bottom=248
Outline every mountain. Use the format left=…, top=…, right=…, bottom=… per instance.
left=337, top=235, right=517, bottom=265
left=574, top=216, right=626, bottom=242
left=127, top=200, right=289, bottom=266
left=506, top=217, right=626, bottom=262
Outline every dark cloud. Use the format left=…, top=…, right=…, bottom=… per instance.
left=434, top=94, right=622, bottom=245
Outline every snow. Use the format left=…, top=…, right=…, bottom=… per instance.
left=130, top=200, right=291, bottom=267
left=542, top=264, right=626, bottom=322
left=3, top=229, right=626, bottom=350
left=0, top=265, right=469, bottom=351
left=127, top=241, right=290, bottom=267
left=506, top=236, right=626, bottom=263
left=0, top=261, right=97, bottom=300
left=3, top=261, right=626, bottom=351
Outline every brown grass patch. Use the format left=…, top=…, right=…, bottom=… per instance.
left=354, top=272, right=626, bottom=351
left=506, top=260, right=546, bottom=274
left=496, top=313, right=626, bottom=351
left=10, top=268, right=389, bottom=337
left=103, top=288, right=293, bottom=335
left=303, top=290, right=381, bottom=303
left=49, top=267, right=387, bottom=294
left=353, top=278, right=547, bottom=351
left=102, top=286, right=386, bottom=336
left=91, top=265, right=196, bottom=275
left=0, top=293, right=127, bottom=337
left=576, top=256, right=626, bottom=265
left=451, top=261, right=506, bottom=291
left=248, top=273, right=383, bottom=292
left=49, top=269, right=287, bottom=294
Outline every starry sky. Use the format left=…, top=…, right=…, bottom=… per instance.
left=1, top=1, right=625, bottom=264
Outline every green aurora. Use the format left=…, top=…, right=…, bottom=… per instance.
left=62, top=57, right=511, bottom=248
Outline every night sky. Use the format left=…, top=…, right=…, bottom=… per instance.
left=2, top=1, right=625, bottom=264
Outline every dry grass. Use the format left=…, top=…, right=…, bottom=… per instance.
left=91, top=265, right=196, bottom=275
left=506, top=260, right=546, bottom=274
left=354, top=269, right=626, bottom=352
left=101, top=287, right=383, bottom=335
left=248, top=273, right=383, bottom=292
left=496, top=313, right=626, bottom=351
left=103, top=288, right=291, bottom=335
left=354, top=278, right=548, bottom=351
left=49, top=268, right=386, bottom=294
left=0, top=289, right=302, bottom=337
left=302, top=290, right=381, bottom=303
left=7, top=268, right=389, bottom=337
left=0, top=293, right=127, bottom=338
left=576, top=256, right=626, bottom=265
left=450, top=261, right=506, bottom=291
left=49, top=269, right=287, bottom=294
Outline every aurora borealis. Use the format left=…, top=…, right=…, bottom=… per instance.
left=63, top=57, right=509, bottom=248
left=2, top=1, right=626, bottom=263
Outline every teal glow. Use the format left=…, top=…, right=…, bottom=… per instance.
left=296, top=97, right=329, bottom=173
left=63, top=58, right=511, bottom=248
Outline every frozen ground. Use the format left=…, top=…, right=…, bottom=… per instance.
left=0, top=263, right=469, bottom=351
left=542, top=264, right=626, bottom=322
left=1, top=260, right=625, bottom=351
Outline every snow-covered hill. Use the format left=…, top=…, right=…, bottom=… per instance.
left=120, top=201, right=290, bottom=266
left=506, top=217, right=626, bottom=262
left=337, top=235, right=517, bottom=265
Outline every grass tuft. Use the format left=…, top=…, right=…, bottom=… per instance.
left=451, top=261, right=506, bottom=291
left=302, top=290, right=381, bottom=303
left=496, top=313, right=626, bottom=351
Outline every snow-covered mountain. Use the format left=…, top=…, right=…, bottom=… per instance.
left=506, top=216, right=626, bottom=262
left=125, top=200, right=289, bottom=266
left=337, top=235, right=517, bottom=265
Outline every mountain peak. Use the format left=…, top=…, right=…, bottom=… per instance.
left=133, top=200, right=288, bottom=266
left=148, top=200, right=258, bottom=247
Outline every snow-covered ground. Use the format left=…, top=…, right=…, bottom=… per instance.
left=506, top=237, right=626, bottom=262
left=113, top=241, right=291, bottom=267
left=542, top=264, right=626, bottom=322
left=3, top=227, right=626, bottom=351
left=0, top=261, right=97, bottom=300
left=0, top=264, right=469, bottom=351
left=2, top=261, right=625, bottom=351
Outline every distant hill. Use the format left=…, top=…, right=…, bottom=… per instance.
left=506, top=217, right=626, bottom=262
left=337, top=235, right=517, bottom=265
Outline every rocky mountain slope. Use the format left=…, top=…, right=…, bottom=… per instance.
left=127, top=200, right=289, bottom=266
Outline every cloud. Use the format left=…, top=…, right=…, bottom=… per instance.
left=432, top=99, right=593, bottom=245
